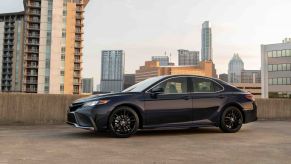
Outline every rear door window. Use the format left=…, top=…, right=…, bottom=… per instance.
left=192, top=78, right=223, bottom=93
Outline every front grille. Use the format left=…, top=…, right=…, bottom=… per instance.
left=69, top=103, right=83, bottom=112
left=67, top=113, right=77, bottom=124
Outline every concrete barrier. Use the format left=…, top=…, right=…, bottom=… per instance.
left=0, top=93, right=290, bottom=124
left=256, top=98, right=291, bottom=120
left=0, top=93, right=84, bottom=124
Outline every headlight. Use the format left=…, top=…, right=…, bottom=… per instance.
left=82, top=100, right=110, bottom=107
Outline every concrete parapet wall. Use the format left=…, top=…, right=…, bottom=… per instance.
left=0, top=93, right=290, bottom=124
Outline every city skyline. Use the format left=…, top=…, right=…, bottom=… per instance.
left=1, top=0, right=291, bottom=88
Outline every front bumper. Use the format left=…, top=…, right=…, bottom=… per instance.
left=66, top=112, right=97, bottom=131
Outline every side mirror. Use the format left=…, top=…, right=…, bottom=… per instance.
left=151, top=87, right=164, bottom=95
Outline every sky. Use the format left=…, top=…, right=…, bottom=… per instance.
left=1, top=0, right=291, bottom=89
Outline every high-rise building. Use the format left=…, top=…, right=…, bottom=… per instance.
left=261, top=38, right=291, bottom=98
left=0, top=0, right=89, bottom=94
left=135, top=60, right=217, bottom=83
left=0, top=12, right=25, bottom=92
left=201, top=21, right=212, bottom=61
left=241, top=70, right=261, bottom=83
left=178, top=49, right=199, bottom=66
left=219, top=73, right=228, bottom=82
left=123, top=74, right=135, bottom=90
left=151, top=56, right=169, bottom=66
left=82, top=78, right=93, bottom=94
left=228, top=53, right=244, bottom=83
left=100, top=50, right=125, bottom=93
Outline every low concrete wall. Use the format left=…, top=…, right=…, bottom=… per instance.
left=0, top=93, right=83, bottom=124
left=0, top=93, right=291, bottom=124
left=256, top=98, right=291, bottom=120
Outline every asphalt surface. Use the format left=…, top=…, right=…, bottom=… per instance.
left=0, top=121, right=290, bottom=164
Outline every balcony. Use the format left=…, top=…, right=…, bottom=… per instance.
left=25, top=65, right=38, bottom=69
left=27, top=34, right=40, bottom=38
left=4, top=36, right=13, bottom=40
left=2, top=83, right=11, bottom=87
left=3, top=54, right=12, bottom=57
left=24, top=80, right=37, bottom=84
left=4, top=42, right=13, bottom=46
left=75, top=52, right=82, bottom=56
left=3, top=60, right=12, bottom=64
left=5, top=30, right=13, bottom=34
left=74, top=59, right=82, bottom=63
left=26, top=41, right=39, bottom=45
left=27, top=10, right=41, bottom=16
left=3, top=76, right=12, bottom=81
left=26, top=88, right=37, bottom=93
left=76, top=15, right=84, bottom=19
left=75, top=36, right=83, bottom=41
left=25, top=56, right=38, bottom=61
left=76, top=7, right=84, bottom=12
left=75, top=30, right=84, bottom=34
left=76, top=22, right=83, bottom=27
left=25, top=49, right=39, bottom=53
left=26, top=3, right=41, bottom=8
left=27, top=25, right=40, bottom=30
left=2, top=71, right=12, bottom=75
left=3, top=48, right=13, bottom=52
left=2, top=65, right=12, bottom=69
left=74, top=67, right=82, bottom=71
left=26, top=18, right=40, bottom=23
left=75, top=44, right=83, bottom=48
left=26, top=72, right=38, bottom=76
left=73, top=73, right=81, bottom=78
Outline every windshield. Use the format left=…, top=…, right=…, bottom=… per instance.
left=122, top=76, right=165, bottom=92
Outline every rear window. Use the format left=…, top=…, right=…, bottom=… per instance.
left=192, top=78, right=223, bottom=92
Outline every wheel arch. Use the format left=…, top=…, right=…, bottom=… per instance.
left=221, top=102, right=245, bottom=123
left=110, top=103, right=144, bottom=129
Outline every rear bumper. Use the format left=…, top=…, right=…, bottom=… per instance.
left=243, top=103, right=258, bottom=123
left=66, top=112, right=97, bottom=131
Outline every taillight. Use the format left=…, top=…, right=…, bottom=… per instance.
left=245, top=94, right=255, bottom=101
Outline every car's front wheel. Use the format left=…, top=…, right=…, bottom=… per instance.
left=109, top=106, right=139, bottom=138
left=219, top=106, right=243, bottom=133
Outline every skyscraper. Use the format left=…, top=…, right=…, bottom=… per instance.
left=100, top=50, right=125, bottom=93
left=82, top=78, right=93, bottom=94
left=201, top=21, right=212, bottom=61
left=0, top=0, right=89, bottom=94
left=228, top=53, right=244, bottom=83
left=0, top=12, right=25, bottom=92
left=151, top=56, right=169, bottom=66
left=178, top=49, right=199, bottom=66
left=261, top=38, right=291, bottom=98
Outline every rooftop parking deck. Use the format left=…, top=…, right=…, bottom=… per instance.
left=0, top=121, right=290, bottom=164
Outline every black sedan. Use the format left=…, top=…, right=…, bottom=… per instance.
left=67, top=75, right=257, bottom=138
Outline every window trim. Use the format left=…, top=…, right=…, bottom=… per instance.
left=145, top=76, right=190, bottom=95
left=145, top=76, right=225, bottom=94
left=190, top=77, right=225, bottom=93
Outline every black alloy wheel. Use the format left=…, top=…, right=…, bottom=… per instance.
left=109, top=106, right=139, bottom=138
left=219, top=106, right=243, bottom=133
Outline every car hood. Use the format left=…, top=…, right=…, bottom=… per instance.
left=72, top=92, right=136, bottom=104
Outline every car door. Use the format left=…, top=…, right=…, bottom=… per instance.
left=144, top=77, right=193, bottom=126
left=190, top=77, right=225, bottom=123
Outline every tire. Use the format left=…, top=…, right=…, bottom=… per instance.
left=109, top=106, right=139, bottom=138
left=219, top=106, right=243, bottom=133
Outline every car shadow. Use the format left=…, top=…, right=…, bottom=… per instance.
left=63, top=127, right=222, bottom=139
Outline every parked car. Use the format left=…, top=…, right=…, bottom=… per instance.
left=67, top=75, right=257, bottom=138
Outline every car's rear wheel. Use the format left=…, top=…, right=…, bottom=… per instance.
left=219, top=106, right=243, bottom=133
left=109, top=106, right=139, bottom=138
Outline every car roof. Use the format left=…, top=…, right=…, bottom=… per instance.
left=160, top=74, right=218, bottom=80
